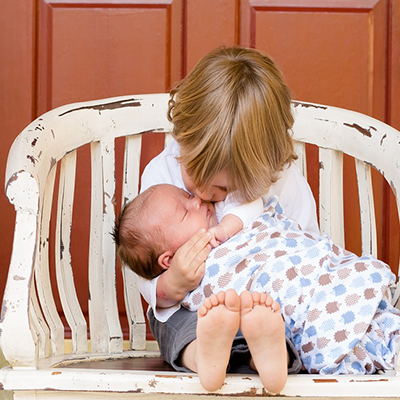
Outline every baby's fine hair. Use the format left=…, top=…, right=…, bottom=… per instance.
left=112, top=187, right=165, bottom=280
left=168, top=46, right=297, bottom=203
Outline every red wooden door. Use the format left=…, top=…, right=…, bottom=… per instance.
left=1, top=0, right=399, bottom=340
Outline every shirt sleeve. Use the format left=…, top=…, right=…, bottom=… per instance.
left=136, top=274, right=181, bottom=322
left=216, top=194, right=264, bottom=228
left=264, top=163, right=320, bottom=236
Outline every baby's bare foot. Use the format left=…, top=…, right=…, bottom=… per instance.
left=196, top=289, right=240, bottom=392
left=240, top=291, right=287, bottom=394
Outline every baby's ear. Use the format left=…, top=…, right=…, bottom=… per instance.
left=158, top=250, right=175, bottom=270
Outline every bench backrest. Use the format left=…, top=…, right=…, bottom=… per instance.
left=2, top=94, right=400, bottom=368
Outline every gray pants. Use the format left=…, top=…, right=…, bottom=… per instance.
left=148, top=306, right=301, bottom=374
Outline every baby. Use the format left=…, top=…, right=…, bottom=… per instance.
left=115, top=183, right=400, bottom=377
left=113, top=183, right=288, bottom=393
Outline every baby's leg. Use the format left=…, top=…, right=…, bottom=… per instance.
left=180, top=289, right=240, bottom=392
left=240, top=291, right=288, bottom=394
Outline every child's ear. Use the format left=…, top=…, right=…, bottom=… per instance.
left=158, top=250, right=175, bottom=270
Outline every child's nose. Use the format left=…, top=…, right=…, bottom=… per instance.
left=195, top=188, right=213, bottom=202
left=189, top=196, right=202, bottom=210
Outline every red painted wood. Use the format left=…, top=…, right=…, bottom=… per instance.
left=240, top=0, right=389, bottom=266
left=1, top=0, right=399, bottom=342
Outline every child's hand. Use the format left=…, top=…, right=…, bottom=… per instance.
left=156, top=229, right=212, bottom=306
left=207, top=225, right=230, bottom=246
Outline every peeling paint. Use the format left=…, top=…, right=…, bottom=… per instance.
left=59, top=98, right=141, bottom=117
left=293, top=101, right=328, bottom=110
left=51, top=371, right=62, bottom=375
left=138, top=128, right=166, bottom=135
left=380, top=134, right=387, bottom=145
left=13, top=275, right=25, bottom=281
left=50, top=157, right=57, bottom=171
left=319, top=161, right=324, bottom=170
left=51, top=129, right=55, bottom=139
left=313, top=378, right=338, bottom=383
left=148, top=378, right=157, bottom=388
left=1, top=302, right=8, bottom=323
left=27, top=155, right=38, bottom=165
left=31, top=137, right=39, bottom=147
left=343, top=123, right=374, bottom=138
left=349, top=378, right=388, bottom=383
left=7, top=172, right=20, bottom=185
left=35, top=124, right=44, bottom=131
left=0, top=382, right=3, bottom=390
left=60, top=238, right=65, bottom=261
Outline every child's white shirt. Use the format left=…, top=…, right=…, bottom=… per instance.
left=138, top=139, right=319, bottom=322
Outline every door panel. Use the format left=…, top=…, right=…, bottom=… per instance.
left=241, top=0, right=389, bottom=265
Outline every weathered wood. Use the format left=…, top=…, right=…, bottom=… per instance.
left=1, top=95, right=400, bottom=397
left=56, top=151, right=88, bottom=354
left=122, top=135, right=146, bottom=351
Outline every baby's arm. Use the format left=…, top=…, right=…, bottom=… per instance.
left=208, top=214, right=243, bottom=244
left=209, top=196, right=264, bottom=245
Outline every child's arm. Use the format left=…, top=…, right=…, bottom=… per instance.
left=156, top=228, right=213, bottom=308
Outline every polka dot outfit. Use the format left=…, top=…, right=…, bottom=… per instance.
left=182, top=196, right=400, bottom=374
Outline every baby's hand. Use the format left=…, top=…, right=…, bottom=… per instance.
left=207, top=225, right=230, bottom=247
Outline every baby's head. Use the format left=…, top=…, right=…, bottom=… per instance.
left=168, top=46, right=297, bottom=203
left=113, top=184, right=217, bottom=279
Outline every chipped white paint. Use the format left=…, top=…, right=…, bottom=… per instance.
left=1, top=95, right=400, bottom=398
left=355, top=159, right=377, bottom=257
left=122, top=134, right=146, bottom=350
left=35, top=164, right=65, bottom=357
left=56, top=151, right=88, bottom=354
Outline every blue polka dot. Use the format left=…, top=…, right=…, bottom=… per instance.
left=348, top=338, right=360, bottom=350
left=351, top=276, right=365, bottom=288
left=300, top=278, right=311, bottom=287
left=249, top=246, right=262, bottom=255
left=342, top=311, right=355, bottom=324
left=378, top=300, right=388, bottom=311
left=305, top=326, right=317, bottom=337
left=256, top=272, right=270, bottom=287
left=289, top=255, right=302, bottom=265
left=207, top=264, right=220, bottom=277
left=321, top=319, right=336, bottom=332
left=351, top=362, right=364, bottom=372
left=365, top=341, right=377, bottom=356
left=359, top=304, right=374, bottom=316
left=314, top=291, right=327, bottom=303
left=286, top=285, right=298, bottom=299
left=333, top=284, right=346, bottom=296
left=315, top=353, right=324, bottom=364
left=370, top=272, right=382, bottom=283
left=285, top=238, right=297, bottom=248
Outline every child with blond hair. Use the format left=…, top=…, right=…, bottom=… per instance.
left=126, top=46, right=319, bottom=392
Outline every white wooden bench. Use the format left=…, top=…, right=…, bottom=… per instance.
left=1, top=94, right=400, bottom=399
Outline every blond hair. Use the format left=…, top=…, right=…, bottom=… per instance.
left=168, top=46, right=296, bottom=203
left=112, top=187, right=165, bottom=280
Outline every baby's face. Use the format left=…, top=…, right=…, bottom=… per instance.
left=149, top=184, right=218, bottom=252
